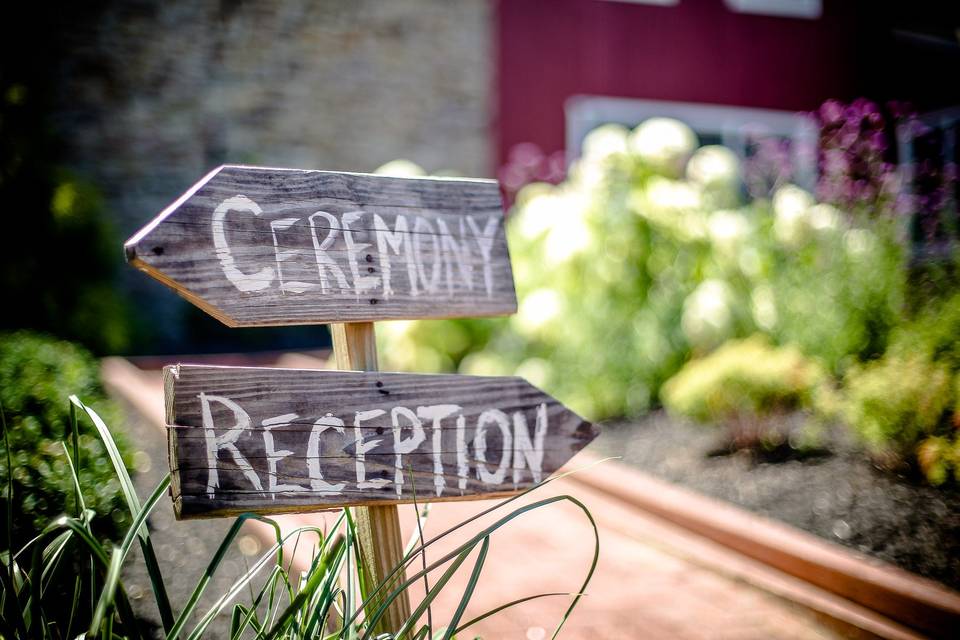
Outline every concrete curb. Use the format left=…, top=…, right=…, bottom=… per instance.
left=567, top=452, right=960, bottom=638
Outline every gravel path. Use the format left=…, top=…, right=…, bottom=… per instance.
left=118, top=401, right=261, bottom=639
left=590, top=412, right=960, bottom=591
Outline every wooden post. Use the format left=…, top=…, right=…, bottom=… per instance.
left=129, top=164, right=597, bottom=631
left=331, top=322, right=412, bottom=634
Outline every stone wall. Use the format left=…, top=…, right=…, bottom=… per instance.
left=52, top=0, right=492, bottom=352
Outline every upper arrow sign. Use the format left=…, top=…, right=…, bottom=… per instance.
left=125, top=166, right=517, bottom=326
left=165, top=364, right=597, bottom=519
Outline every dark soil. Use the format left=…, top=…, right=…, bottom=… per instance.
left=588, top=411, right=960, bottom=592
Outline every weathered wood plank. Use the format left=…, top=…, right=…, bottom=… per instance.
left=164, top=364, right=596, bottom=519
left=125, top=166, right=517, bottom=326
left=330, top=322, right=411, bottom=634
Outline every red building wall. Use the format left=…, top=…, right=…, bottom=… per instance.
left=494, top=0, right=859, bottom=170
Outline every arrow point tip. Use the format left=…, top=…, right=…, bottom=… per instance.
left=576, top=419, right=600, bottom=443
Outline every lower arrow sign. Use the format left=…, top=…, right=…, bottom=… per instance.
left=164, top=364, right=598, bottom=519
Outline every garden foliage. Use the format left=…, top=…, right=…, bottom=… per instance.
left=0, top=331, right=130, bottom=548
left=380, top=117, right=905, bottom=423
left=837, top=293, right=960, bottom=482
left=379, top=102, right=960, bottom=485
left=661, top=336, right=825, bottom=429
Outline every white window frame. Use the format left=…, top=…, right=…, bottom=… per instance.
left=565, top=95, right=819, bottom=190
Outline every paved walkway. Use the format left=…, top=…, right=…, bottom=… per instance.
left=105, top=357, right=840, bottom=639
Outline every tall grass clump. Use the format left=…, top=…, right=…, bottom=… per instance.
left=1, top=397, right=598, bottom=639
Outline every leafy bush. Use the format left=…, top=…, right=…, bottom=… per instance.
left=381, top=119, right=905, bottom=421
left=661, top=336, right=825, bottom=424
left=917, top=435, right=960, bottom=486
left=832, top=293, right=960, bottom=482
left=886, top=291, right=960, bottom=372
left=839, top=354, right=952, bottom=455
left=0, top=331, right=130, bottom=548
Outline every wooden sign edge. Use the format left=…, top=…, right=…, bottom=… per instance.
left=162, top=363, right=599, bottom=520
left=124, top=165, right=519, bottom=327
left=170, top=474, right=534, bottom=520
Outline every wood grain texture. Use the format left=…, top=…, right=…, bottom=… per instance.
left=125, top=165, right=517, bottom=326
left=330, top=322, right=410, bottom=635
left=163, top=364, right=596, bottom=519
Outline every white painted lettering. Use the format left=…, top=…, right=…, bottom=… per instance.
left=308, top=414, right=347, bottom=494
left=417, top=404, right=461, bottom=496
left=308, top=211, right=350, bottom=294
left=373, top=214, right=418, bottom=298
left=474, top=409, right=512, bottom=485
left=436, top=219, right=474, bottom=296
left=199, top=392, right=263, bottom=498
left=261, top=413, right=307, bottom=496
left=212, top=195, right=275, bottom=292
left=270, top=218, right=314, bottom=294
left=391, top=406, right=425, bottom=497
left=413, top=217, right=442, bottom=293
left=512, top=403, right=548, bottom=486
left=354, top=409, right=389, bottom=489
left=467, top=215, right=500, bottom=297
left=341, top=211, right=380, bottom=298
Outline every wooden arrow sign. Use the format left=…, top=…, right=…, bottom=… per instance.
left=165, top=364, right=597, bottom=519
left=124, top=165, right=517, bottom=326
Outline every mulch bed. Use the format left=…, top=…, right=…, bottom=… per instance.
left=588, top=411, right=960, bottom=592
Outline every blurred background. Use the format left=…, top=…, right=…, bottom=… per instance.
left=4, top=0, right=958, bottom=356
left=4, top=1, right=960, bottom=637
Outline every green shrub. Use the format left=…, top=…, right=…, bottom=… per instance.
left=839, top=354, right=953, bottom=455
left=380, top=120, right=905, bottom=421
left=917, top=435, right=960, bottom=486
left=886, top=291, right=960, bottom=372
left=831, top=295, right=960, bottom=482
left=0, top=331, right=130, bottom=548
left=661, top=336, right=825, bottom=426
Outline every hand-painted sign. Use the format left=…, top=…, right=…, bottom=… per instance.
left=165, top=364, right=597, bottom=519
left=125, top=166, right=517, bottom=326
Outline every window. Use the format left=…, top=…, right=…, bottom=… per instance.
left=566, top=95, right=818, bottom=190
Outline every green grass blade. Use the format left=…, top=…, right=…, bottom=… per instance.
left=306, top=541, right=349, bottom=639
left=385, top=545, right=475, bottom=640
left=185, top=526, right=311, bottom=640
left=65, top=574, right=82, bottom=640
left=408, top=468, right=432, bottom=635
left=263, top=533, right=346, bottom=640
left=1, top=401, right=26, bottom=639
left=70, top=395, right=175, bottom=632
left=60, top=518, right=145, bottom=639
left=166, top=513, right=280, bottom=640
left=27, top=538, right=44, bottom=638
left=442, top=536, right=489, bottom=640
left=69, top=396, right=139, bottom=514
left=230, top=603, right=265, bottom=639
left=69, top=400, right=81, bottom=515
left=88, top=546, right=123, bottom=637
left=39, top=530, right=72, bottom=596
left=453, top=592, right=576, bottom=635
left=343, top=509, right=358, bottom=640
left=117, top=477, right=169, bottom=564
left=548, top=495, right=598, bottom=639
left=60, top=441, right=87, bottom=515
left=349, top=470, right=589, bottom=628
left=351, top=493, right=599, bottom=638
